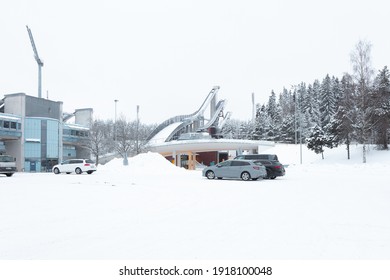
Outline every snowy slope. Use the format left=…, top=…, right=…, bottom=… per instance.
left=0, top=145, right=389, bottom=260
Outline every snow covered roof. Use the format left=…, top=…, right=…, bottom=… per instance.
left=63, top=123, right=89, bottom=130
left=0, top=113, right=22, bottom=121
left=147, top=138, right=275, bottom=155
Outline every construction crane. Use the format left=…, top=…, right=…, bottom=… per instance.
left=26, top=25, right=44, bottom=98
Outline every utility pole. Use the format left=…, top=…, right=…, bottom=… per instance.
left=114, top=99, right=118, bottom=141
left=298, top=92, right=303, bottom=164
left=136, top=105, right=140, bottom=155
left=26, top=25, right=44, bottom=98
left=293, top=86, right=303, bottom=164
left=252, top=92, right=255, bottom=122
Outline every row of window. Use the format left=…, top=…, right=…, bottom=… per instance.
left=0, top=120, right=21, bottom=130
left=63, top=129, right=89, bottom=137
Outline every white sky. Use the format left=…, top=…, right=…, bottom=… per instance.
left=1, top=0, right=390, bottom=124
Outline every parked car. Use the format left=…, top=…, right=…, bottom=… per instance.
left=234, top=154, right=279, bottom=161
left=254, top=159, right=285, bottom=179
left=202, top=159, right=267, bottom=181
left=0, top=155, right=17, bottom=177
left=53, top=159, right=97, bottom=175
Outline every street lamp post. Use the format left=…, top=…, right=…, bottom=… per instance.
left=136, top=105, right=140, bottom=155
left=293, top=86, right=302, bottom=164
left=114, top=99, right=118, bottom=141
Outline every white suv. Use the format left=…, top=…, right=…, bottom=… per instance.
left=53, top=159, right=97, bottom=175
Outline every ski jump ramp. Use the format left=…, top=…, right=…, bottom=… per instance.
left=147, top=86, right=228, bottom=144
left=146, top=87, right=275, bottom=166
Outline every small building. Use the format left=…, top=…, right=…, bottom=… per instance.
left=0, top=93, right=92, bottom=172
left=146, top=86, right=274, bottom=168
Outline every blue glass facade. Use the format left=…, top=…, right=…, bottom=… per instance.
left=24, top=118, right=61, bottom=172
left=1, top=93, right=92, bottom=172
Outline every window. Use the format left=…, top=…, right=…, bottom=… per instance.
left=231, top=161, right=250, bottom=166
left=218, top=161, right=231, bottom=167
left=11, top=122, right=17, bottom=129
left=0, top=155, right=14, bottom=162
left=3, top=121, right=10, bottom=128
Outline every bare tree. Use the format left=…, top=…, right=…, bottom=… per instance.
left=350, top=40, right=374, bottom=163
left=115, top=117, right=134, bottom=161
left=84, top=119, right=112, bottom=165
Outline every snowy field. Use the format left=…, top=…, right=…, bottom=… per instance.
left=1, top=144, right=390, bottom=260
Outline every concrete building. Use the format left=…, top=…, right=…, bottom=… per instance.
left=0, top=93, right=92, bottom=172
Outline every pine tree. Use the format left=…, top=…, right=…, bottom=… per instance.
left=332, top=73, right=357, bottom=159
left=266, top=91, right=282, bottom=140
left=320, top=74, right=336, bottom=129
left=253, top=104, right=269, bottom=140
left=279, top=115, right=295, bottom=143
left=306, top=125, right=326, bottom=159
left=372, top=66, right=390, bottom=149
left=311, top=79, right=322, bottom=127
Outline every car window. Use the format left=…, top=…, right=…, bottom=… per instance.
left=218, top=161, right=231, bottom=167
left=253, top=161, right=264, bottom=166
left=231, top=161, right=250, bottom=166
left=62, top=160, right=70, bottom=165
left=86, top=159, right=95, bottom=164
left=235, top=155, right=244, bottom=160
left=243, top=155, right=257, bottom=159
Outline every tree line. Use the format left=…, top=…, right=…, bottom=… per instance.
left=221, top=40, right=390, bottom=162
left=83, top=116, right=156, bottom=165
left=82, top=40, right=389, bottom=164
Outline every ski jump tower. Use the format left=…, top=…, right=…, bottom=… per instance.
left=147, top=86, right=231, bottom=144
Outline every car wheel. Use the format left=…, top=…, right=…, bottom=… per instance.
left=270, top=176, right=276, bottom=179
left=75, top=167, right=82, bottom=174
left=206, top=170, right=215, bottom=179
left=87, top=171, right=93, bottom=174
left=6, top=173, right=13, bottom=177
left=241, top=172, right=251, bottom=181
left=252, top=177, right=258, bottom=181
left=53, top=168, right=60, bottom=174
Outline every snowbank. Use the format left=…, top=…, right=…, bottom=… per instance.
left=1, top=145, right=389, bottom=260
left=98, top=151, right=187, bottom=175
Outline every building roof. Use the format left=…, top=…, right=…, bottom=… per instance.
left=147, top=139, right=275, bottom=156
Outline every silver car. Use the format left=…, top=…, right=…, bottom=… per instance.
left=202, top=159, right=267, bottom=181
left=53, top=159, right=97, bottom=175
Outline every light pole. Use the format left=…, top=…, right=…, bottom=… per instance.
left=293, top=86, right=302, bottom=164
left=297, top=93, right=303, bottom=165
left=136, top=105, right=140, bottom=155
left=114, top=99, right=118, bottom=141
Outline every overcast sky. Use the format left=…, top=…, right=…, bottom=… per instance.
left=1, top=0, right=390, bottom=124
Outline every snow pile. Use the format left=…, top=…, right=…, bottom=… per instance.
left=98, top=151, right=187, bottom=176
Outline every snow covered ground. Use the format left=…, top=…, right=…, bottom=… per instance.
left=0, top=144, right=389, bottom=260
